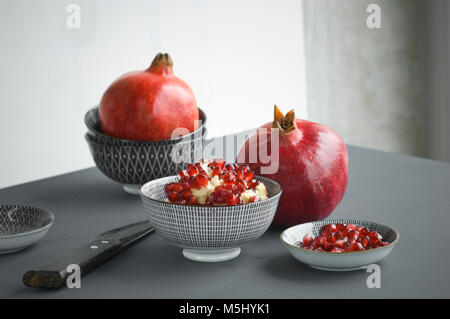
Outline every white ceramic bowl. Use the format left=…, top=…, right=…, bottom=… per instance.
left=140, top=175, right=282, bottom=262
left=281, top=219, right=399, bottom=271
left=0, top=205, right=54, bottom=254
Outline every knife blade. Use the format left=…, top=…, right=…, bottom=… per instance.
left=23, top=220, right=154, bottom=288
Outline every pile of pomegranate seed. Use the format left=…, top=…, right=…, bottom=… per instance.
left=300, top=223, right=390, bottom=252
left=164, top=159, right=264, bottom=206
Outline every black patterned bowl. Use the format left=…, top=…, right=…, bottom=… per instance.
left=85, top=107, right=207, bottom=194
left=140, top=176, right=282, bottom=262
left=0, top=205, right=54, bottom=254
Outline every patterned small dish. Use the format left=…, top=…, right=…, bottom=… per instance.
left=140, top=176, right=282, bottom=262
left=85, top=106, right=207, bottom=195
left=0, top=205, right=54, bottom=254
left=281, top=219, right=399, bottom=271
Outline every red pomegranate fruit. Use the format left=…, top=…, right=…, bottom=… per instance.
left=99, top=53, right=199, bottom=141
left=236, top=106, right=348, bottom=227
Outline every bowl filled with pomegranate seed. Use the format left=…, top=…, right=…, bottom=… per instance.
left=281, top=219, right=399, bottom=271
left=139, top=159, right=282, bottom=262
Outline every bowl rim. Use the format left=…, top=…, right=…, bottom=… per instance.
left=139, top=174, right=282, bottom=209
left=0, top=205, right=55, bottom=239
left=280, top=219, right=399, bottom=255
left=85, top=106, right=207, bottom=144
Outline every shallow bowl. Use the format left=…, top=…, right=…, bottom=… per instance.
left=281, top=218, right=399, bottom=271
left=0, top=205, right=54, bottom=254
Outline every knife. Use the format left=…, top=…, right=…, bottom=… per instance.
left=23, top=220, right=154, bottom=288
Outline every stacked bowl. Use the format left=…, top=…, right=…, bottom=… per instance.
left=84, top=106, right=207, bottom=194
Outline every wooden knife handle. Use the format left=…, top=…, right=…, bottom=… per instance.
left=23, top=239, right=122, bottom=288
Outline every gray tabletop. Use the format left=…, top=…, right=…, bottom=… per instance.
left=1, top=133, right=450, bottom=299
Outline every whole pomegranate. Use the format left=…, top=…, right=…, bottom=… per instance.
left=236, top=106, right=348, bottom=227
left=99, top=53, right=199, bottom=141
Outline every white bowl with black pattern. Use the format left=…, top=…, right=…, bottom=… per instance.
left=281, top=219, right=399, bottom=271
left=0, top=205, right=54, bottom=254
left=85, top=106, right=207, bottom=195
left=140, top=176, right=282, bottom=262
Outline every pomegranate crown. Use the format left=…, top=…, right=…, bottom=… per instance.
left=272, top=105, right=296, bottom=135
left=149, top=53, right=174, bottom=75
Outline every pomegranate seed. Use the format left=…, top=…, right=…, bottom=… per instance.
left=247, top=179, right=259, bottom=189
left=210, top=159, right=225, bottom=169
left=178, top=170, right=189, bottom=178
left=211, top=166, right=221, bottom=176
left=361, top=237, right=370, bottom=248
left=317, top=236, right=327, bottom=245
left=195, top=174, right=209, bottom=187
left=335, top=239, right=345, bottom=248
left=331, top=247, right=344, bottom=253
left=312, top=239, right=320, bottom=249
left=235, top=169, right=244, bottom=179
left=359, top=227, right=369, bottom=237
left=225, top=164, right=234, bottom=171
left=187, top=176, right=198, bottom=189
left=181, top=190, right=193, bottom=199
left=167, top=192, right=178, bottom=202
left=187, top=196, right=197, bottom=205
left=187, top=166, right=198, bottom=176
left=322, top=230, right=333, bottom=238
left=240, top=165, right=250, bottom=173
left=164, top=182, right=183, bottom=193
left=368, top=230, right=379, bottom=240
left=323, top=242, right=333, bottom=251
left=303, top=234, right=314, bottom=246
left=347, top=223, right=356, bottom=230
left=227, top=194, right=238, bottom=206
left=243, top=171, right=254, bottom=182
left=221, top=173, right=236, bottom=183
left=347, top=230, right=358, bottom=241
left=335, top=230, right=344, bottom=240
left=351, top=242, right=363, bottom=251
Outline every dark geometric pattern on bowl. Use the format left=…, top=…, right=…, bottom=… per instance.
left=84, top=106, right=207, bottom=185
left=140, top=176, right=282, bottom=249
left=85, top=132, right=205, bottom=185
left=0, top=205, right=54, bottom=236
left=85, top=106, right=207, bottom=146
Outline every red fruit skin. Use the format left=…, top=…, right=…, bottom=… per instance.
left=99, top=54, right=199, bottom=141
left=237, top=117, right=348, bottom=227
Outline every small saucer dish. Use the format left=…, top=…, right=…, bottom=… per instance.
left=281, top=218, right=399, bottom=271
left=0, top=205, right=54, bottom=254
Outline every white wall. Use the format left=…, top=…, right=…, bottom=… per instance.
left=303, top=0, right=423, bottom=157
left=420, top=0, right=450, bottom=162
left=0, top=0, right=306, bottom=189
